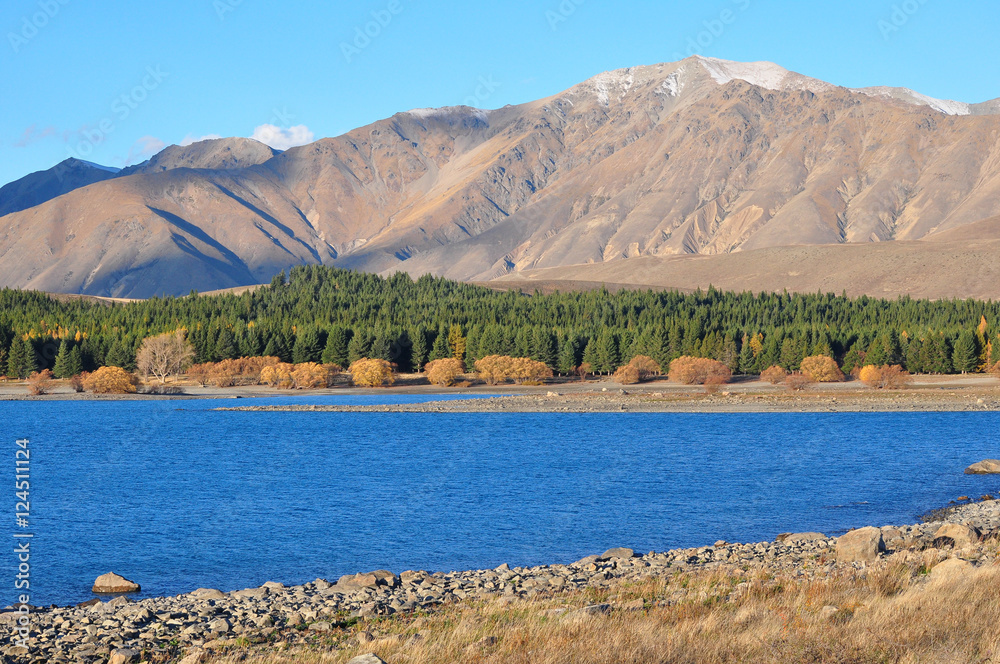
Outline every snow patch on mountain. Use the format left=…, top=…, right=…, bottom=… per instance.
left=694, top=56, right=833, bottom=94
left=590, top=69, right=636, bottom=106
left=853, top=86, right=971, bottom=116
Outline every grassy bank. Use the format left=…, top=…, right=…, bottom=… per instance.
left=203, top=554, right=1000, bottom=664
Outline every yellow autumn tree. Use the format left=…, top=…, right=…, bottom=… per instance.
left=668, top=357, right=732, bottom=385
left=425, top=358, right=463, bottom=386
left=83, top=366, right=138, bottom=394
left=348, top=358, right=395, bottom=387
left=859, top=364, right=912, bottom=389
left=800, top=355, right=845, bottom=382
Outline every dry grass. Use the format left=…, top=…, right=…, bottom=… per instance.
left=204, top=558, right=1000, bottom=664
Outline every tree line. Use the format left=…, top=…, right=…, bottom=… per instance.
left=1, top=265, right=999, bottom=379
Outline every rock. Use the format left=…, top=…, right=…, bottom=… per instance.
left=601, top=547, right=635, bottom=560
left=370, top=570, right=400, bottom=588
left=777, top=532, right=827, bottom=543
left=261, top=581, right=285, bottom=589
left=347, top=655, right=388, bottom=664
left=189, top=588, right=226, bottom=600
left=338, top=573, right=379, bottom=589
left=566, top=603, right=612, bottom=620
left=933, top=523, right=980, bottom=548
left=92, top=573, right=140, bottom=594
left=930, top=558, right=973, bottom=580
left=108, top=648, right=140, bottom=664
left=964, top=459, right=1000, bottom=474
left=835, top=527, right=886, bottom=563
left=572, top=554, right=601, bottom=566
left=312, top=621, right=332, bottom=631
left=621, top=598, right=646, bottom=611
left=818, top=605, right=839, bottom=620
left=178, top=650, right=206, bottom=664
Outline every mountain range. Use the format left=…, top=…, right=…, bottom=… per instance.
left=4, top=56, right=1000, bottom=299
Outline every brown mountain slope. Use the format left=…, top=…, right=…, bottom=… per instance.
left=3, top=56, right=1000, bottom=297
left=496, top=239, right=1000, bottom=301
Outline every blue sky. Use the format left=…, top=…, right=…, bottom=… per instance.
left=1, top=0, right=998, bottom=187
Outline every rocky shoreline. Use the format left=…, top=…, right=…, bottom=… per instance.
left=216, top=388, right=1000, bottom=413
left=2, top=499, right=998, bottom=664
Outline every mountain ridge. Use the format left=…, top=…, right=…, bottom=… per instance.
left=3, top=56, right=1000, bottom=298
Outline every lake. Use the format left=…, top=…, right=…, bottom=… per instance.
left=1, top=396, right=998, bottom=607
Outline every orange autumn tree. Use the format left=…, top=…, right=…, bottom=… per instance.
left=348, top=358, right=395, bottom=387
left=668, top=357, right=732, bottom=385
left=83, top=366, right=138, bottom=394
left=425, top=358, right=464, bottom=387
left=800, top=355, right=845, bottom=383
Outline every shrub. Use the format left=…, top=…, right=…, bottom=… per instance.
left=991, top=361, right=1000, bottom=379
left=290, top=362, right=339, bottom=389
left=859, top=365, right=913, bottom=389
left=425, top=358, right=464, bottom=387
left=576, top=362, right=593, bottom=382
left=83, top=366, right=138, bottom=394
left=26, top=369, right=54, bottom=395
left=613, top=364, right=641, bottom=385
left=668, top=356, right=732, bottom=385
left=188, top=363, right=213, bottom=387
left=260, top=363, right=295, bottom=389
left=760, top=365, right=789, bottom=384
left=800, top=355, right=845, bottom=382
left=785, top=372, right=813, bottom=391
left=348, top=358, right=395, bottom=387
left=474, top=356, right=552, bottom=385
left=68, top=374, right=85, bottom=393
left=627, top=355, right=662, bottom=381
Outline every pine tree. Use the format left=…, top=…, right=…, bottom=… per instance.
left=347, top=330, right=372, bottom=364
left=67, top=346, right=84, bottom=376
left=429, top=328, right=451, bottom=362
left=531, top=328, right=557, bottom=368
left=215, top=327, right=237, bottom=361
left=321, top=327, right=350, bottom=367
left=6, top=337, right=37, bottom=379
left=952, top=330, right=979, bottom=373
left=581, top=338, right=599, bottom=371
left=409, top=328, right=428, bottom=372
left=53, top=340, right=73, bottom=378
left=595, top=331, right=620, bottom=374
left=104, top=340, right=131, bottom=370
left=292, top=327, right=323, bottom=364
left=738, top=336, right=755, bottom=374
left=557, top=334, right=579, bottom=375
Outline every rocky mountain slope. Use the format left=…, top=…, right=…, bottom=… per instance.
left=3, top=56, right=1000, bottom=297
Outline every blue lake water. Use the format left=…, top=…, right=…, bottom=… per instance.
left=1, top=396, right=999, bottom=607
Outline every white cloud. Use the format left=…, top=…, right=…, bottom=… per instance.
left=250, top=124, right=314, bottom=150
left=124, top=136, right=167, bottom=165
left=180, top=133, right=222, bottom=146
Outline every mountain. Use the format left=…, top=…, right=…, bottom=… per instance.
left=0, top=158, right=119, bottom=217
left=118, top=137, right=279, bottom=176
left=3, top=56, right=1000, bottom=298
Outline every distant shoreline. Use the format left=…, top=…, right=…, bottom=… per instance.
left=3, top=373, right=1000, bottom=412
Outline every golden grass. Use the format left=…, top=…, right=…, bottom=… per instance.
left=204, top=558, right=1000, bottom=664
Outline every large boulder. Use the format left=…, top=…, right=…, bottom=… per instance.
left=930, top=557, right=973, bottom=580
left=347, top=655, right=387, bottom=664
left=601, top=547, right=636, bottom=560
left=933, top=523, right=981, bottom=548
left=835, top=527, right=886, bottom=563
left=964, top=459, right=1000, bottom=474
left=109, top=649, right=140, bottom=664
left=92, top=572, right=140, bottom=594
